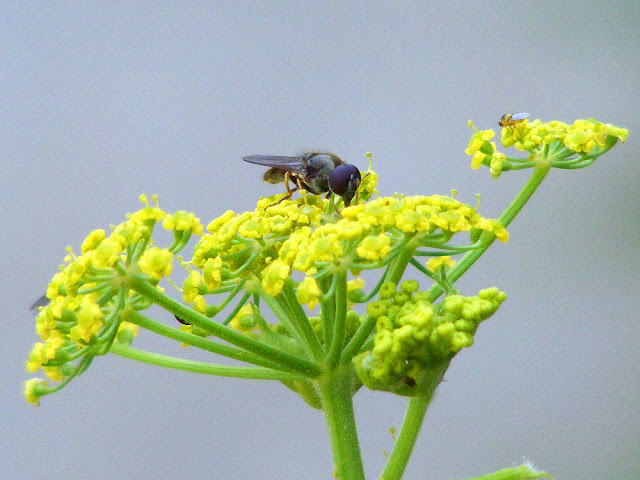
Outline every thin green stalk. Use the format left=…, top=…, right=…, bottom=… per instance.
left=382, top=166, right=551, bottom=479
left=220, top=291, right=252, bottom=325
left=126, top=274, right=323, bottom=377
left=320, top=274, right=337, bottom=348
left=281, top=282, right=325, bottom=360
left=427, top=164, right=550, bottom=303
left=318, top=366, right=365, bottom=480
left=110, top=343, right=304, bottom=381
left=326, top=270, right=347, bottom=368
left=387, top=237, right=419, bottom=285
left=123, top=309, right=298, bottom=373
left=340, top=314, right=376, bottom=364
left=380, top=362, right=449, bottom=480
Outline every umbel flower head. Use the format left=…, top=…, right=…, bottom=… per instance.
left=466, top=117, right=628, bottom=178
left=185, top=187, right=508, bottom=313
left=25, top=195, right=203, bottom=404
left=353, top=281, right=505, bottom=396
left=26, top=165, right=509, bottom=405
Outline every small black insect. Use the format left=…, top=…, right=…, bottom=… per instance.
left=242, top=152, right=361, bottom=207
left=30, top=294, right=49, bottom=311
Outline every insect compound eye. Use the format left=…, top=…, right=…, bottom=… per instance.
left=329, top=164, right=361, bottom=205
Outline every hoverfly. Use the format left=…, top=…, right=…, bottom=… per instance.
left=242, top=152, right=362, bottom=207
left=498, top=112, right=530, bottom=127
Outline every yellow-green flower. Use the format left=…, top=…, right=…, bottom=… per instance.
left=229, top=304, right=258, bottom=332
left=202, top=256, right=223, bottom=290
left=490, top=152, right=506, bottom=179
left=129, top=194, right=166, bottom=224
left=81, top=229, right=106, bottom=253
left=261, top=260, right=290, bottom=296
left=182, top=271, right=202, bottom=303
left=25, top=378, right=48, bottom=406
left=162, top=211, right=203, bottom=235
left=138, top=247, right=173, bottom=281
left=296, top=276, right=322, bottom=310
left=465, top=121, right=496, bottom=169
left=356, top=234, right=391, bottom=261
left=69, top=296, right=105, bottom=344
left=89, top=237, right=124, bottom=269
left=426, top=256, right=456, bottom=272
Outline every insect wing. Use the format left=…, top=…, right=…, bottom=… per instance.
left=242, top=155, right=307, bottom=176
left=510, top=112, right=530, bottom=121
left=30, top=294, right=49, bottom=311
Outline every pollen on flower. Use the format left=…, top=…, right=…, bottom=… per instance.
left=138, top=247, right=173, bottom=281
left=261, top=260, right=290, bottom=296
left=81, top=229, right=106, bottom=253
left=130, top=195, right=166, bottom=224
left=162, top=211, right=204, bottom=235
left=296, top=276, right=322, bottom=310
left=202, top=256, right=223, bottom=290
left=356, top=234, right=391, bottom=261
left=426, top=256, right=456, bottom=272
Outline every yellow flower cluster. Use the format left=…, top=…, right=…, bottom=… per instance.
left=27, top=195, right=203, bottom=390
left=465, top=123, right=496, bottom=169
left=501, top=118, right=628, bottom=153
left=353, top=282, right=506, bottom=396
left=228, top=304, right=259, bottom=332
left=189, top=189, right=508, bottom=300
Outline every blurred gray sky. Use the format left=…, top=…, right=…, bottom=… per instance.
left=2, top=2, right=639, bottom=479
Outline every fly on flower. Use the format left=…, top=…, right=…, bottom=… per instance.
left=498, top=112, right=530, bottom=127
left=243, top=152, right=362, bottom=207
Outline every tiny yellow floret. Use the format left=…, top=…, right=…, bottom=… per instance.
left=81, top=229, right=106, bottom=253
left=426, top=256, right=456, bottom=272
left=25, top=378, right=48, bottom=406
left=138, top=247, right=173, bottom=281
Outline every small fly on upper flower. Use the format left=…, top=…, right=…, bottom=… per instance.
left=242, top=152, right=362, bottom=207
left=499, top=112, right=530, bottom=127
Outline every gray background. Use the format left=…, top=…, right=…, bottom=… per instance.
left=3, top=2, right=639, bottom=479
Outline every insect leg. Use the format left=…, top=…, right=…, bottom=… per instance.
left=266, top=172, right=299, bottom=208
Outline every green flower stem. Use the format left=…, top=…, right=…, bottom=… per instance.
left=220, top=291, right=252, bottom=325
left=380, top=362, right=449, bottom=480
left=126, top=274, right=323, bottom=377
left=318, top=365, right=365, bottom=480
left=281, top=283, right=326, bottom=360
left=387, top=237, right=420, bottom=285
left=215, top=280, right=247, bottom=313
left=255, top=285, right=310, bottom=351
left=326, top=270, right=348, bottom=368
left=110, top=343, right=304, bottom=381
left=382, top=165, right=552, bottom=480
left=455, top=464, right=552, bottom=480
left=340, top=314, right=376, bottom=364
left=427, top=163, right=551, bottom=303
left=123, top=310, right=297, bottom=372
left=320, top=275, right=336, bottom=348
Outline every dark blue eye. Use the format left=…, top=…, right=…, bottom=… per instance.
left=329, top=164, right=361, bottom=205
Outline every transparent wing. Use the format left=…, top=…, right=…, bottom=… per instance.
left=242, top=155, right=307, bottom=175
left=30, top=294, right=49, bottom=311
left=510, top=112, right=530, bottom=121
